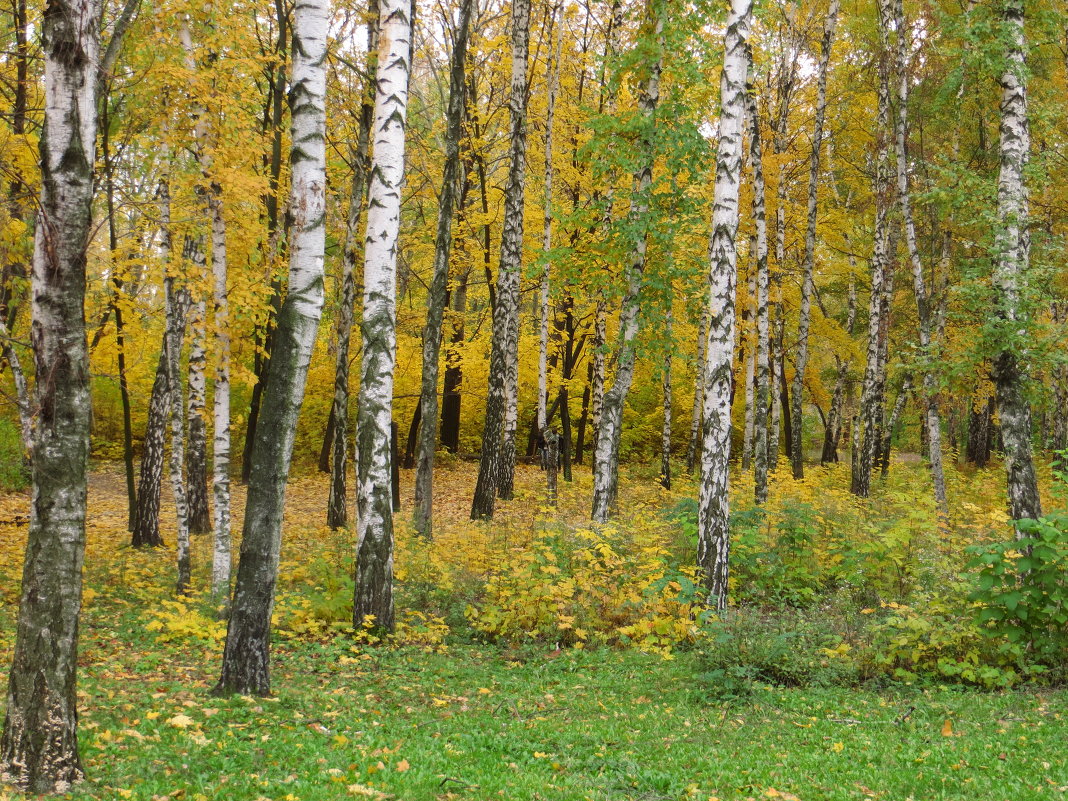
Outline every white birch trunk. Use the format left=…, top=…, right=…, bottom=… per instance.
left=991, top=0, right=1042, bottom=528
left=699, top=0, right=752, bottom=610
left=215, top=0, right=328, bottom=696
left=209, top=194, right=231, bottom=601
left=354, top=0, right=412, bottom=629
left=885, top=0, right=948, bottom=525
left=590, top=3, right=663, bottom=523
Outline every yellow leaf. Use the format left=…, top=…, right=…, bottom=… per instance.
left=395, top=758, right=410, bottom=772
left=941, top=719, right=954, bottom=737
left=166, top=713, right=195, bottom=729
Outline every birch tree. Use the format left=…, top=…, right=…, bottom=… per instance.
left=699, top=0, right=751, bottom=610
left=215, top=0, right=328, bottom=695
left=327, top=0, right=378, bottom=530
left=0, top=0, right=101, bottom=788
left=990, top=0, right=1041, bottom=526
left=746, top=62, right=771, bottom=505
left=591, top=1, right=663, bottom=523
left=471, top=0, right=532, bottom=519
left=413, top=0, right=473, bottom=538
left=789, top=0, right=839, bottom=480
left=881, top=0, right=949, bottom=522
left=353, top=0, right=413, bottom=630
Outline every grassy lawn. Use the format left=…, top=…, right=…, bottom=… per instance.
left=70, top=641, right=1067, bottom=801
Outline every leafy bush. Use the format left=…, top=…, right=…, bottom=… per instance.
left=468, top=523, right=700, bottom=652
left=694, top=609, right=858, bottom=700
left=967, top=512, right=1068, bottom=673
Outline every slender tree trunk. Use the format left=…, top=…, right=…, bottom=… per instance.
left=740, top=252, right=755, bottom=471
left=412, top=0, right=472, bottom=537
left=660, top=304, right=673, bottom=490
left=852, top=14, right=894, bottom=499
left=885, top=0, right=948, bottom=523
left=132, top=340, right=173, bottom=549
left=0, top=0, right=100, bottom=788
left=328, top=0, right=378, bottom=530
left=746, top=69, right=771, bottom=504
left=991, top=0, right=1041, bottom=528
left=353, top=0, right=412, bottom=630
left=209, top=194, right=231, bottom=602
left=589, top=299, right=607, bottom=463
left=215, top=0, right=328, bottom=695
left=471, top=0, right=532, bottom=519
left=185, top=243, right=211, bottom=535
left=242, top=1, right=289, bottom=484
left=440, top=271, right=467, bottom=452
left=879, top=373, right=911, bottom=475
left=822, top=275, right=856, bottom=464
left=789, top=0, right=839, bottom=480
left=591, top=5, right=663, bottom=523
left=686, top=310, right=708, bottom=474
left=699, top=0, right=751, bottom=610
left=100, top=100, right=137, bottom=531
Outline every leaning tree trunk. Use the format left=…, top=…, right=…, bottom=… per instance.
left=698, top=0, right=751, bottom=611
left=353, top=0, right=412, bottom=631
left=0, top=0, right=100, bottom=789
left=746, top=66, right=771, bottom=504
left=590, top=4, right=663, bottom=523
left=886, top=0, right=949, bottom=524
left=412, top=0, right=473, bottom=538
left=991, top=0, right=1041, bottom=528
left=132, top=334, right=177, bottom=549
left=327, top=0, right=377, bottom=529
left=789, top=0, right=839, bottom=480
left=471, top=0, right=532, bottom=520
left=215, top=0, right=328, bottom=696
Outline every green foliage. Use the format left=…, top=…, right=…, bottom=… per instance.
left=695, top=609, right=859, bottom=700
left=0, top=417, right=27, bottom=491
left=967, top=512, right=1068, bottom=671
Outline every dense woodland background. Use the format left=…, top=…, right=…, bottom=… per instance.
left=0, top=0, right=1067, bottom=796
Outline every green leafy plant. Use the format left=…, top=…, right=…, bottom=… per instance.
left=967, top=512, right=1068, bottom=670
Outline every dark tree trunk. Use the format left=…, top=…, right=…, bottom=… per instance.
left=0, top=0, right=99, bottom=789
left=404, top=401, right=421, bottom=470
left=132, top=348, right=172, bottom=548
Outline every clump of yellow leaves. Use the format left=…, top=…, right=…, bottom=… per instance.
left=468, top=519, right=700, bottom=653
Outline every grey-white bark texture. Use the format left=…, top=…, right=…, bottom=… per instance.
left=215, top=0, right=328, bottom=695
left=741, top=258, right=756, bottom=471
left=328, top=0, right=378, bottom=531
left=886, top=0, right=949, bottom=525
left=413, top=0, right=472, bottom=538
left=590, top=1, right=663, bottom=523
left=471, top=0, right=531, bottom=519
left=746, top=66, right=771, bottom=504
left=0, top=0, right=100, bottom=790
left=165, top=272, right=192, bottom=597
left=699, top=0, right=751, bottom=611
left=209, top=193, right=231, bottom=602
left=354, top=0, right=412, bottom=631
left=991, top=0, right=1041, bottom=527
left=852, top=15, right=893, bottom=499
left=789, top=0, right=839, bottom=480
left=184, top=243, right=211, bottom=535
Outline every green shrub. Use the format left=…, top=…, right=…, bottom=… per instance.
left=967, top=512, right=1068, bottom=673
left=695, top=609, right=858, bottom=700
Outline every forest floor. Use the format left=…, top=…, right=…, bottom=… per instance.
left=0, top=461, right=1066, bottom=800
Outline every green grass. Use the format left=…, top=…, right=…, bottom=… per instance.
left=0, top=419, right=28, bottom=492
left=66, top=634, right=1068, bottom=801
